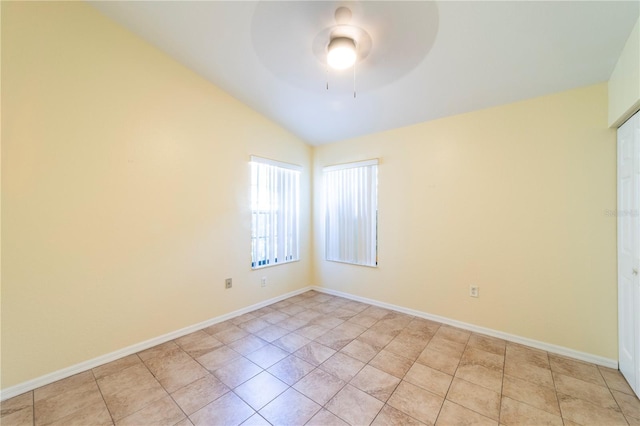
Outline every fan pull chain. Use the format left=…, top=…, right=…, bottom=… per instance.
left=326, top=66, right=329, bottom=91
left=324, top=65, right=358, bottom=98
left=353, top=61, right=357, bottom=98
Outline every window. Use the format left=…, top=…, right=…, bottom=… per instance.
left=324, top=159, right=378, bottom=266
left=250, top=156, right=300, bottom=269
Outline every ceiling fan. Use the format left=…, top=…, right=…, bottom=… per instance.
left=251, top=2, right=438, bottom=98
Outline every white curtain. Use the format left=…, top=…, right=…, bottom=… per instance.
left=324, top=160, right=378, bottom=266
left=251, top=157, right=300, bottom=268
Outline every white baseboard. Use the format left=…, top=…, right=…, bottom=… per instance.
left=2, top=284, right=618, bottom=401
left=311, top=286, right=619, bottom=370
left=0, top=286, right=312, bottom=402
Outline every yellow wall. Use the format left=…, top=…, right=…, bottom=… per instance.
left=313, top=84, right=618, bottom=359
left=0, top=0, right=624, bottom=392
left=609, top=17, right=640, bottom=127
left=1, top=2, right=311, bottom=388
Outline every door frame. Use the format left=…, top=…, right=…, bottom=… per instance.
left=617, top=110, right=640, bottom=398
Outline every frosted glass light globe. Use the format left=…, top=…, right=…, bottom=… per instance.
left=327, top=37, right=357, bottom=70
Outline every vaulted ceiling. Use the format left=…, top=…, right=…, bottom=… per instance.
left=90, top=1, right=639, bottom=145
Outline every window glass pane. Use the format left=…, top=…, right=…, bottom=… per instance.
left=250, top=157, right=300, bottom=269
left=324, top=161, right=378, bottom=266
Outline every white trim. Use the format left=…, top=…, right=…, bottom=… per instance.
left=250, top=155, right=302, bottom=171
left=311, top=286, right=619, bottom=369
left=1, top=284, right=619, bottom=401
left=0, top=286, right=312, bottom=401
left=323, top=158, right=378, bottom=172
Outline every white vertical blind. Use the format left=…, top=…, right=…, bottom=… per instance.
left=324, top=160, right=378, bottom=266
left=250, top=156, right=300, bottom=268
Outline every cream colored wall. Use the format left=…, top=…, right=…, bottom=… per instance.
left=313, top=84, right=618, bottom=359
left=609, top=17, right=640, bottom=127
left=1, top=2, right=311, bottom=389
left=0, top=0, right=624, bottom=391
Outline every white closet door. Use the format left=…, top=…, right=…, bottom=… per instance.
left=618, top=110, right=640, bottom=398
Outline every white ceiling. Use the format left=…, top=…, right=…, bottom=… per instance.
left=90, top=1, right=639, bottom=145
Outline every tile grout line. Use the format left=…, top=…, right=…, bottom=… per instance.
left=238, top=302, right=349, bottom=423
left=32, top=387, right=38, bottom=426
left=90, top=368, right=116, bottom=426
left=427, top=323, right=449, bottom=426
left=31, top=388, right=35, bottom=426
left=598, top=363, right=628, bottom=421
left=437, top=331, right=467, bottom=425
left=548, top=352, right=567, bottom=426
left=443, top=332, right=509, bottom=423
left=548, top=354, right=567, bottom=425
left=164, top=379, right=191, bottom=425
left=301, top=307, right=400, bottom=424
left=498, top=340, right=506, bottom=426
left=506, top=346, right=563, bottom=422
left=553, top=355, right=633, bottom=425
left=137, top=351, right=178, bottom=423
left=343, top=312, right=415, bottom=425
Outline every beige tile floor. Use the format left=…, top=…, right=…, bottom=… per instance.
left=2, top=290, right=640, bottom=426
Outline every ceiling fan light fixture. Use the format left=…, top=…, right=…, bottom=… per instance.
left=327, top=37, right=357, bottom=70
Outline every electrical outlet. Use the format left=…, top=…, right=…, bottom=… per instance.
left=470, top=285, right=479, bottom=298
left=225, top=278, right=232, bottom=289
left=261, top=277, right=267, bottom=287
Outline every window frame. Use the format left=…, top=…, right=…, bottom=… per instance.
left=250, top=155, right=301, bottom=269
left=324, top=159, right=379, bottom=267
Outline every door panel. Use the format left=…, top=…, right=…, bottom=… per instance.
left=618, top=111, right=640, bottom=397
